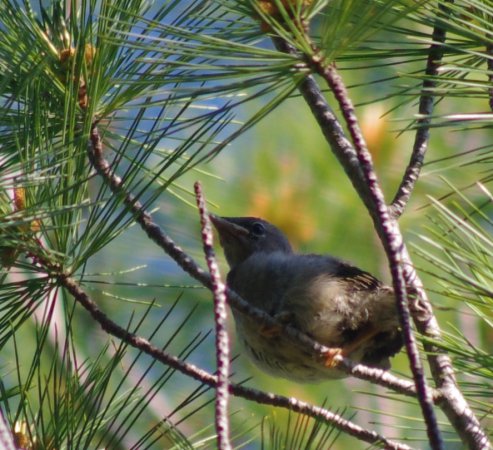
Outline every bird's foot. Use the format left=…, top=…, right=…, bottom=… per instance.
left=322, top=347, right=343, bottom=368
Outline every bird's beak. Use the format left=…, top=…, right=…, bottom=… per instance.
left=210, top=215, right=253, bottom=267
left=209, top=215, right=249, bottom=240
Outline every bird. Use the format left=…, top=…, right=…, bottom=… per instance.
left=210, top=215, right=403, bottom=382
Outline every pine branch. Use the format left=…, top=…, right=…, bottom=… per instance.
left=194, top=181, right=231, bottom=450
left=302, top=59, right=490, bottom=450
left=314, top=59, right=443, bottom=450
left=58, top=273, right=413, bottom=450
left=390, top=0, right=452, bottom=218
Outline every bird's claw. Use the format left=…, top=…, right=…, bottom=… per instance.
left=322, top=347, right=343, bottom=368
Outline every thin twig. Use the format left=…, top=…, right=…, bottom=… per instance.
left=344, top=361, right=442, bottom=404
left=86, top=124, right=428, bottom=398
left=58, top=274, right=414, bottom=450
left=194, top=181, right=231, bottom=450
left=390, top=1, right=451, bottom=218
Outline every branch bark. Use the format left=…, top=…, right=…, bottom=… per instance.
left=194, top=181, right=231, bottom=450
left=390, top=0, right=452, bottom=218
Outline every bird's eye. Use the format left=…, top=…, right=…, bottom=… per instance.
left=250, top=222, right=266, bottom=237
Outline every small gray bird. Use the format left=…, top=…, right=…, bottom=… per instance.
left=211, top=215, right=403, bottom=382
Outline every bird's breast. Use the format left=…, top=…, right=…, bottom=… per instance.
left=234, top=313, right=347, bottom=381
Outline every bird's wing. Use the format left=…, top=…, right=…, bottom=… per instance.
left=331, top=261, right=384, bottom=292
left=277, top=256, right=397, bottom=343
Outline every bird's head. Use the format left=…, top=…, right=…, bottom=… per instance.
left=210, top=216, right=293, bottom=268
